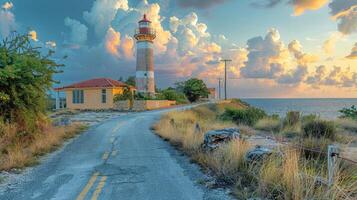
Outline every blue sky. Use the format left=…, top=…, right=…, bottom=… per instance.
left=1, top=0, right=356, bottom=97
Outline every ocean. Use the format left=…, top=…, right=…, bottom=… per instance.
left=242, top=98, right=357, bottom=119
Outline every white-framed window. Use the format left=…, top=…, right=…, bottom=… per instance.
left=72, top=90, right=84, bottom=104
left=101, top=89, right=107, bottom=103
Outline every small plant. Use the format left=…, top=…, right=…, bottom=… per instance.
left=339, top=105, right=357, bottom=120
left=284, top=111, right=301, bottom=127
left=254, top=117, right=281, bottom=132
left=113, top=87, right=133, bottom=101
left=221, top=107, right=267, bottom=126
left=302, top=120, right=336, bottom=140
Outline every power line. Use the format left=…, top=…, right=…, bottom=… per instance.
left=220, top=59, right=232, bottom=100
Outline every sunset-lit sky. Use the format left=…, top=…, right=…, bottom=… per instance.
left=1, top=0, right=356, bottom=98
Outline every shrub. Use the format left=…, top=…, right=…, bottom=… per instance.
left=339, top=105, right=357, bottom=120
left=156, top=88, right=188, bottom=104
left=302, top=120, right=336, bottom=140
left=254, top=117, right=281, bottom=132
left=113, top=87, right=133, bottom=101
left=180, top=78, right=209, bottom=102
left=335, top=118, right=357, bottom=132
left=301, top=114, right=318, bottom=125
left=221, top=107, right=267, bottom=126
left=284, top=111, right=301, bottom=127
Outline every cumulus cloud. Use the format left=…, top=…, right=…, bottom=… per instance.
left=105, top=27, right=121, bottom=58
left=64, top=17, right=88, bottom=45
left=322, top=32, right=342, bottom=55
left=277, top=65, right=308, bottom=84
left=0, top=1, right=16, bottom=38
left=83, top=0, right=129, bottom=37
left=346, top=42, right=357, bottom=59
left=291, top=0, right=329, bottom=16
left=288, top=40, right=319, bottom=66
left=240, top=29, right=287, bottom=79
left=121, top=35, right=134, bottom=59
left=329, top=0, right=357, bottom=34
left=305, top=65, right=357, bottom=88
left=2, top=2, right=13, bottom=10
left=305, top=65, right=326, bottom=85
left=104, top=27, right=134, bottom=59
left=177, top=0, right=230, bottom=9
left=28, top=30, right=38, bottom=41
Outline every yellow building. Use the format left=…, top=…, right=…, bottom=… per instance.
left=55, top=78, right=135, bottom=110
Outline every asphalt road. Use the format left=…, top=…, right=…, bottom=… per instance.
left=0, top=107, right=231, bottom=200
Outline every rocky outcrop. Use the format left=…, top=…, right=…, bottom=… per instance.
left=202, top=128, right=240, bottom=151
left=245, top=146, right=273, bottom=162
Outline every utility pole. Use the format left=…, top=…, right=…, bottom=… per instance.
left=218, top=78, right=222, bottom=100
left=220, top=59, right=232, bottom=100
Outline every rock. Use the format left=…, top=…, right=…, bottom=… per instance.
left=245, top=145, right=273, bottom=162
left=202, top=128, right=240, bottom=151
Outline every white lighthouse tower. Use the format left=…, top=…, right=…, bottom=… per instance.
left=134, top=14, right=156, bottom=96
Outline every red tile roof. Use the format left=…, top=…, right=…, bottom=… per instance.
left=55, top=78, right=133, bottom=91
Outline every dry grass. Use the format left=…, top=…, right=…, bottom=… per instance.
left=0, top=122, right=87, bottom=171
left=254, top=117, right=281, bottom=132
left=153, top=101, right=357, bottom=200
left=336, top=118, right=357, bottom=133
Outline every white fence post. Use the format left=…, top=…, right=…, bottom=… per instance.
left=328, top=145, right=339, bottom=186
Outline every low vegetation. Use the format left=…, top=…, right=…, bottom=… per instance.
left=114, top=77, right=210, bottom=104
left=0, top=121, right=86, bottom=170
left=0, top=33, right=86, bottom=171
left=153, top=100, right=357, bottom=200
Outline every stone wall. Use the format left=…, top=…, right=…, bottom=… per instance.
left=114, top=100, right=131, bottom=111
left=114, top=100, right=176, bottom=111
left=133, top=100, right=176, bottom=111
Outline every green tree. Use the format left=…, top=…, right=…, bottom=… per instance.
left=125, top=76, right=136, bottom=87
left=156, top=88, right=187, bottom=104
left=113, top=87, right=133, bottom=101
left=339, top=105, right=357, bottom=120
left=0, top=33, right=61, bottom=128
left=180, top=78, right=209, bottom=102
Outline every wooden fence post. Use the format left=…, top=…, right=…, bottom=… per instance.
left=328, top=145, right=339, bottom=186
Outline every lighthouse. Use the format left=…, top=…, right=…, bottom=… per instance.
left=134, top=14, right=156, bottom=96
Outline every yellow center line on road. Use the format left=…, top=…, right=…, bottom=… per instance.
left=91, top=176, right=108, bottom=200
left=76, top=172, right=100, bottom=200
left=102, top=152, right=109, bottom=160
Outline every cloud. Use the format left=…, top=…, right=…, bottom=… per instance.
left=0, top=2, right=16, bottom=38
left=346, top=42, right=357, bottom=59
left=177, top=0, right=230, bottom=9
left=240, top=29, right=287, bottom=79
left=277, top=65, right=308, bottom=84
left=291, top=0, right=329, bottom=16
left=105, top=27, right=121, bottom=58
left=2, top=2, right=13, bottom=10
left=64, top=17, right=88, bottom=45
left=46, top=41, right=57, bottom=49
left=250, top=0, right=282, bottom=8
left=121, top=35, right=134, bottom=59
left=83, top=0, right=129, bottom=37
left=305, top=65, right=326, bottom=85
left=329, top=0, right=357, bottom=34
left=288, top=40, right=319, bottom=66
left=305, top=65, right=357, bottom=88
left=28, top=30, right=38, bottom=41
left=322, top=32, right=342, bottom=55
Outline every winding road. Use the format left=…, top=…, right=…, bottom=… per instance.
left=0, top=107, right=231, bottom=200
